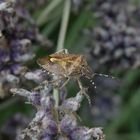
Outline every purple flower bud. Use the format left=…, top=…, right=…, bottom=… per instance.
left=60, top=114, right=77, bottom=135
left=42, top=116, right=57, bottom=135
left=41, top=96, right=55, bottom=111
left=40, top=133, right=53, bottom=140
left=34, top=110, right=45, bottom=121
left=70, top=127, right=91, bottom=140
left=28, top=91, right=41, bottom=106
left=61, top=98, right=80, bottom=112
left=61, top=92, right=83, bottom=111
left=24, top=70, right=46, bottom=83
left=10, top=64, right=23, bottom=75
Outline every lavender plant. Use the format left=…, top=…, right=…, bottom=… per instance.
left=1, top=0, right=107, bottom=139
left=11, top=72, right=105, bottom=140
left=87, top=0, right=140, bottom=71
left=0, top=0, right=51, bottom=97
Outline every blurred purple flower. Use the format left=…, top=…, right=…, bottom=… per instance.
left=0, top=0, right=52, bottom=97
left=87, top=0, right=140, bottom=71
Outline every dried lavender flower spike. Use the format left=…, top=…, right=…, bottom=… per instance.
left=10, top=45, right=106, bottom=140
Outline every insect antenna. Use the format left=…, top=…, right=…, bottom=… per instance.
left=77, top=79, right=91, bottom=105
left=89, top=73, right=118, bottom=89
left=93, top=73, right=117, bottom=79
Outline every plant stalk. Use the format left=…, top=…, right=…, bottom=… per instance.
left=37, top=0, right=62, bottom=25
left=53, top=0, right=71, bottom=107
left=56, top=0, right=71, bottom=51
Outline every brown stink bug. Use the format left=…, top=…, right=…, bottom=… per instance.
left=37, top=49, right=116, bottom=103
left=37, top=49, right=92, bottom=79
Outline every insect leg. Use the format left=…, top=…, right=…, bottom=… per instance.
left=77, top=79, right=91, bottom=105
left=59, top=77, right=70, bottom=89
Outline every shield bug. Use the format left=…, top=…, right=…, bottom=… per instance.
left=37, top=49, right=116, bottom=103
left=37, top=49, right=92, bottom=79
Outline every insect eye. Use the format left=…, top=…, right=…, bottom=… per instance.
left=81, top=64, right=85, bottom=67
